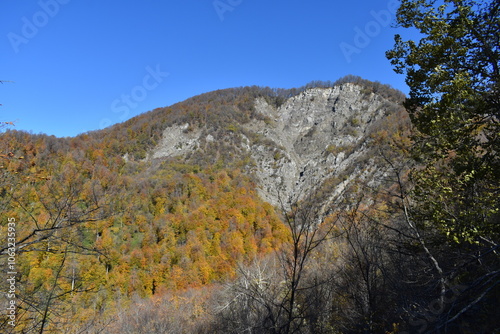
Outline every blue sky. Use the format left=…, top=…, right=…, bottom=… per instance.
left=1, top=0, right=416, bottom=137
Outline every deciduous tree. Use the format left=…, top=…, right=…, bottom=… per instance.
left=387, top=0, right=500, bottom=330
left=387, top=0, right=500, bottom=243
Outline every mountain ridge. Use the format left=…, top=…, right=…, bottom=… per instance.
left=137, top=81, right=407, bottom=207
left=0, top=76, right=413, bottom=333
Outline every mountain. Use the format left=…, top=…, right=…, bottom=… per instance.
left=2, top=76, right=463, bottom=333
left=152, top=82, right=406, bottom=207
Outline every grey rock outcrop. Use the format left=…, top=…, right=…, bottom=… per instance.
left=151, top=83, right=403, bottom=208
left=243, top=83, right=399, bottom=206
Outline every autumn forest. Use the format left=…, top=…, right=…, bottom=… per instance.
left=1, top=1, right=499, bottom=333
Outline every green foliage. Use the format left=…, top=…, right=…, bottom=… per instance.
left=386, top=1, right=500, bottom=331
left=387, top=0, right=500, bottom=244
left=349, top=116, right=360, bottom=127
left=325, top=144, right=352, bottom=156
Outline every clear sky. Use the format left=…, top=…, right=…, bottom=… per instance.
left=1, top=0, right=417, bottom=138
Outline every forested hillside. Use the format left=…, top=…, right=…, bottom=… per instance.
left=0, top=96, right=291, bottom=331
left=0, top=77, right=415, bottom=333
left=1, top=71, right=498, bottom=333
left=0, top=1, right=499, bottom=331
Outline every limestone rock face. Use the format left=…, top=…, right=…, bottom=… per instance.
left=151, top=83, right=403, bottom=207
left=243, top=84, right=399, bottom=206
left=152, top=123, right=201, bottom=159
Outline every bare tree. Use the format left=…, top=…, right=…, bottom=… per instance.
left=0, top=79, right=14, bottom=110
left=208, top=190, right=340, bottom=334
left=0, top=162, right=113, bottom=333
left=276, top=192, right=339, bottom=333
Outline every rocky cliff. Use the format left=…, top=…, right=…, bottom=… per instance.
left=150, top=82, right=406, bottom=209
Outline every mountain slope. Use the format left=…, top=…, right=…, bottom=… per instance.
left=147, top=81, right=406, bottom=208
left=0, top=76, right=411, bottom=333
